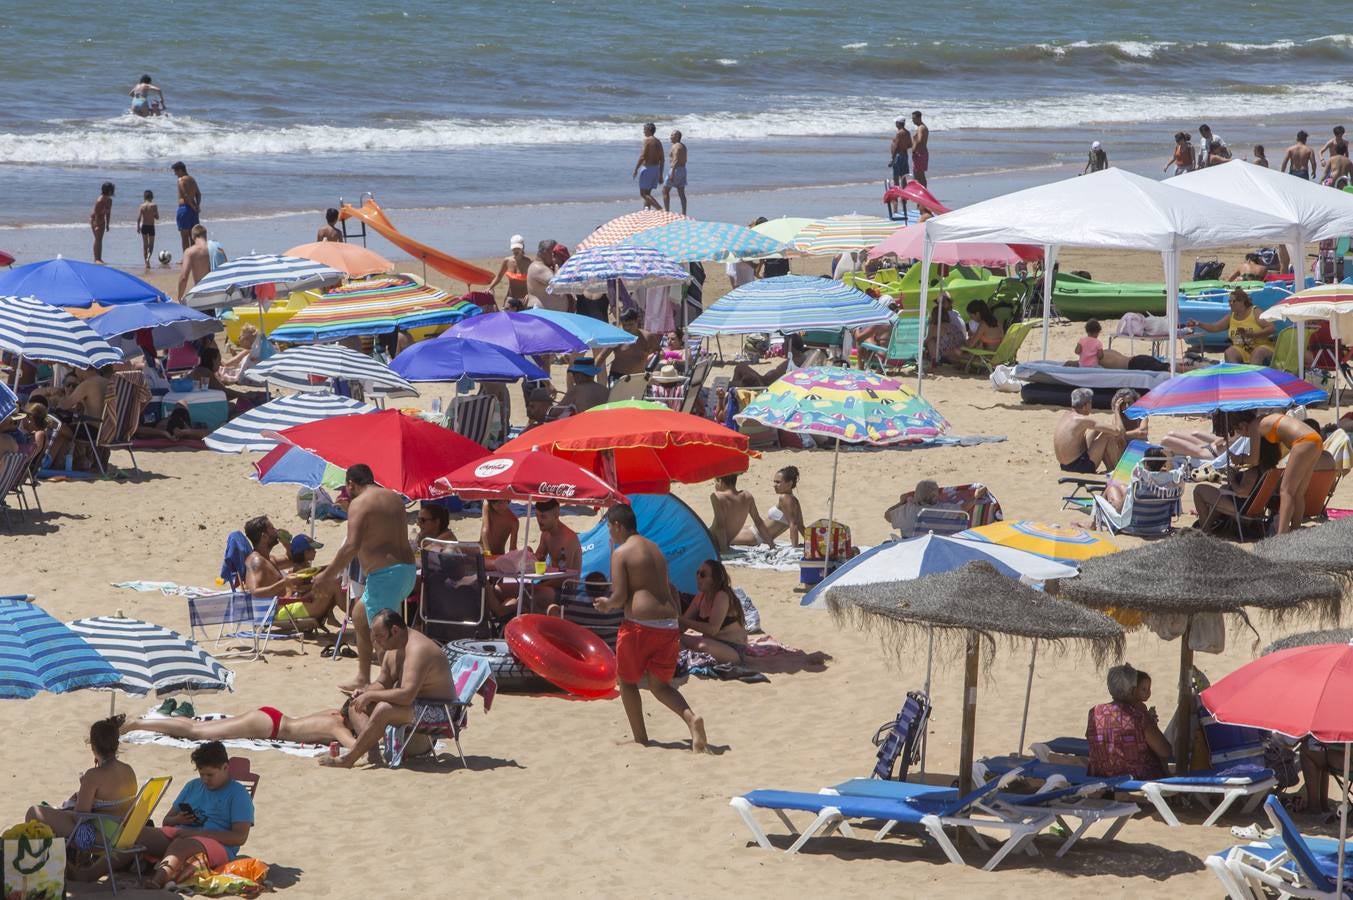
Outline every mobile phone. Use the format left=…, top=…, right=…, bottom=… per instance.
left=177, top=802, right=198, bottom=822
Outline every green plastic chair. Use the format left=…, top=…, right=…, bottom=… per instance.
left=962, top=321, right=1036, bottom=374
left=861, top=314, right=921, bottom=374
left=1270, top=325, right=1298, bottom=376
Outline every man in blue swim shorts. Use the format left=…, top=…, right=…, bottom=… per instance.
left=171, top=161, right=202, bottom=251
left=632, top=122, right=664, bottom=210
left=313, top=463, right=417, bottom=692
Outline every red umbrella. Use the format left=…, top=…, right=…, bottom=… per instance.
left=434, top=449, right=626, bottom=506
left=272, top=408, right=487, bottom=500
left=497, top=408, right=753, bottom=493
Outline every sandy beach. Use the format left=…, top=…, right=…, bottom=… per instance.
left=2, top=240, right=1349, bottom=899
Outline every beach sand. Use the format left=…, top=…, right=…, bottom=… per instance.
left=2, top=246, right=1347, bottom=898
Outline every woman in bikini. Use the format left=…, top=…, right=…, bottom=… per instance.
left=26, top=717, right=139, bottom=845
left=679, top=559, right=749, bottom=665
left=735, top=466, right=805, bottom=547
left=123, top=706, right=357, bottom=749
left=1231, top=409, right=1323, bottom=533
left=958, top=299, right=1005, bottom=365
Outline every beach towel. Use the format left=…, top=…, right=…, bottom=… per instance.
left=112, top=580, right=226, bottom=599
left=722, top=544, right=805, bottom=571
left=742, top=634, right=831, bottom=674
left=122, top=711, right=329, bottom=758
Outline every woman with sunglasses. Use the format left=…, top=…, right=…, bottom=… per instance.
left=679, top=559, right=748, bottom=665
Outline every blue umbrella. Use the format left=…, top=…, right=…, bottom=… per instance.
left=0, top=383, right=15, bottom=422
left=523, top=308, right=636, bottom=349
left=620, top=219, right=786, bottom=262
left=446, top=310, right=586, bottom=355
left=390, top=335, right=548, bottom=383
left=548, top=246, right=691, bottom=294
left=688, top=275, right=893, bottom=336
left=0, top=294, right=123, bottom=369
left=88, top=301, right=222, bottom=350
left=0, top=258, right=168, bottom=309
left=0, top=595, right=121, bottom=699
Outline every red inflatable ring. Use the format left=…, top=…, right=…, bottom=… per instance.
left=505, top=614, right=617, bottom=698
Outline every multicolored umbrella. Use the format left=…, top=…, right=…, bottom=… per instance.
left=619, top=219, right=785, bottom=262
left=285, top=241, right=395, bottom=278
left=1125, top=363, right=1327, bottom=418
left=957, top=520, right=1119, bottom=566
left=0, top=257, right=168, bottom=308
left=0, top=294, right=123, bottom=369
left=687, top=275, right=892, bottom=336
left=792, top=214, right=906, bottom=255
left=253, top=444, right=345, bottom=490
left=0, top=595, right=120, bottom=700
left=390, top=335, right=548, bottom=383
left=445, top=310, right=586, bottom=355
left=183, top=254, right=345, bottom=309
left=522, top=309, right=636, bottom=349
left=1261, top=283, right=1353, bottom=419
left=576, top=210, right=688, bottom=250
left=548, top=246, right=691, bottom=294
left=751, top=217, right=815, bottom=256
left=269, top=275, right=480, bottom=342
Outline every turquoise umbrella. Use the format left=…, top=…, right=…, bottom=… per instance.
left=620, top=219, right=786, bottom=262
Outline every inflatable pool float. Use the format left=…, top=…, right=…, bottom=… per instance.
left=221, top=292, right=313, bottom=343
left=444, top=638, right=551, bottom=693
left=885, top=264, right=1004, bottom=309
left=505, top=614, right=616, bottom=698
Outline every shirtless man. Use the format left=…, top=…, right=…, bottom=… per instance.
left=1228, top=253, right=1270, bottom=282
left=527, top=239, right=568, bottom=312
left=1325, top=141, right=1351, bottom=188
left=90, top=182, right=114, bottom=264
left=518, top=499, right=581, bottom=613
left=888, top=118, right=912, bottom=217
left=317, top=208, right=344, bottom=242
left=593, top=504, right=706, bottom=752
left=47, top=366, right=112, bottom=465
left=171, top=161, right=201, bottom=251
left=1318, top=125, right=1346, bottom=168
left=176, top=225, right=211, bottom=301
left=1282, top=131, right=1316, bottom=181
left=597, top=308, right=658, bottom=382
left=910, top=111, right=930, bottom=187
left=243, top=516, right=337, bottom=626
left=632, top=123, right=664, bottom=211
left=663, top=130, right=688, bottom=215
left=320, top=608, right=454, bottom=768
left=1053, top=388, right=1125, bottom=474
left=480, top=499, right=519, bottom=555
left=560, top=358, right=608, bottom=412
left=488, top=235, right=531, bottom=303
left=314, top=464, right=417, bottom=692
left=709, top=473, right=773, bottom=552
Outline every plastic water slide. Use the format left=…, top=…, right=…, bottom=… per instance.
left=338, top=198, right=494, bottom=287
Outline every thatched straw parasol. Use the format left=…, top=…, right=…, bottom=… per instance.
left=1252, top=518, right=1353, bottom=584
left=1055, top=529, right=1342, bottom=770
left=1264, top=628, right=1353, bottom=656
left=829, top=560, right=1125, bottom=794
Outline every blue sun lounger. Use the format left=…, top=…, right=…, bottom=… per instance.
left=1205, top=795, right=1353, bottom=899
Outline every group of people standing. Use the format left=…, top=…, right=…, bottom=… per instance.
left=888, top=111, right=931, bottom=189
left=89, top=160, right=202, bottom=268
left=1164, top=122, right=1350, bottom=186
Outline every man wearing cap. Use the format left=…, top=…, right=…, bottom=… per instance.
left=523, top=388, right=554, bottom=431
left=527, top=239, right=569, bottom=312
left=171, top=162, right=201, bottom=251
left=489, top=236, right=531, bottom=303
left=1083, top=141, right=1109, bottom=175
left=560, top=359, right=608, bottom=412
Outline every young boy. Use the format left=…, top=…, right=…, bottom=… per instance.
left=141, top=741, right=253, bottom=889
left=90, top=182, right=114, bottom=264
left=136, top=190, right=159, bottom=269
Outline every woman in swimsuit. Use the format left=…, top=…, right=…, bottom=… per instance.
left=679, top=559, right=749, bottom=664
left=123, top=706, right=357, bottom=748
left=1185, top=288, right=1275, bottom=365
left=1229, top=410, right=1323, bottom=533
left=958, top=300, right=1005, bottom=364
left=734, top=466, right=804, bottom=547
left=128, top=74, right=165, bottom=117
left=26, top=716, right=138, bottom=844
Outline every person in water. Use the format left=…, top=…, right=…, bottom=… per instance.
left=129, top=75, right=165, bottom=117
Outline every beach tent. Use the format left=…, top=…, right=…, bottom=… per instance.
left=917, top=169, right=1297, bottom=380
left=577, top=493, right=717, bottom=596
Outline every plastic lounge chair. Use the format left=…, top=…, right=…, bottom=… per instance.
left=730, top=777, right=1052, bottom=870
left=1207, top=795, right=1353, bottom=899
left=962, top=320, right=1035, bottom=374
left=861, top=313, right=920, bottom=375
left=679, top=357, right=713, bottom=415
left=418, top=539, right=492, bottom=643
left=227, top=757, right=259, bottom=798
left=73, top=775, right=172, bottom=895
left=1091, top=443, right=1185, bottom=537
left=384, top=651, right=496, bottom=769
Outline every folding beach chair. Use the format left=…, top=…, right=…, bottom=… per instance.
left=870, top=690, right=931, bottom=781
left=0, top=450, right=32, bottom=530
left=962, top=320, right=1036, bottom=374
left=1201, top=467, right=1282, bottom=540
left=885, top=482, right=1004, bottom=538
left=554, top=578, right=622, bottom=648
left=1090, top=442, right=1185, bottom=536
left=384, top=651, right=496, bottom=769
left=1207, top=795, right=1351, bottom=900
left=74, top=371, right=150, bottom=475
left=417, top=539, right=492, bottom=643
left=185, top=531, right=286, bottom=659
left=861, top=313, right=920, bottom=375
left=73, top=775, right=172, bottom=895
left=679, top=357, right=713, bottom=415
left=449, top=394, right=500, bottom=449
left=1302, top=468, right=1339, bottom=524
left=227, top=757, right=260, bottom=798
left=606, top=373, right=649, bottom=404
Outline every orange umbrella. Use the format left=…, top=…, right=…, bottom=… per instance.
left=285, top=242, right=395, bottom=278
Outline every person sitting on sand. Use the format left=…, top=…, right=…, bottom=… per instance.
left=757, top=466, right=805, bottom=547
left=480, top=498, right=519, bottom=555
left=1228, top=253, right=1270, bottom=282
left=320, top=609, right=454, bottom=768
left=26, top=717, right=138, bottom=846
left=926, top=295, right=969, bottom=365
left=1087, top=663, right=1170, bottom=779
left=218, top=324, right=262, bottom=384
left=709, top=473, right=774, bottom=552
left=679, top=559, right=749, bottom=665
left=1053, top=388, right=1126, bottom=474
left=122, top=705, right=356, bottom=748
left=1111, top=388, right=1148, bottom=444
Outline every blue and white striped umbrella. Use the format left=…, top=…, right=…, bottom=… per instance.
left=0, top=294, right=123, bottom=369
left=205, top=392, right=376, bottom=453
left=89, top=301, right=223, bottom=351
left=0, top=595, right=121, bottom=699
left=242, top=344, right=416, bottom=394
left=688, top=275, right=893, bottom=336
left=183, top=255, right=344, bottom=309
left=548, top=246, right=691, bottom=294
left=66, top=616, right=234, bottom=696
left=619, top=220, right=786, bottom=262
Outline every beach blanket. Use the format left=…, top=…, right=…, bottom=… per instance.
left=112, top=580, right=223, bottom=599
left=743, top=635, right=832, bottom=674
left=722, top=544, right=804, bottom=571
left=836, top=435, right=1006, bottom=451
left=123, top=711, right=329, bottom=758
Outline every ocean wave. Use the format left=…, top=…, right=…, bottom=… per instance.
left=1027, top=33, right=1353, bottom=63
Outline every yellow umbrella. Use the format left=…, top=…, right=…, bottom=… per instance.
left=957, top=520, right=1118, bottom=566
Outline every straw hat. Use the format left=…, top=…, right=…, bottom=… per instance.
left=650, top=364, right=684, bottom=385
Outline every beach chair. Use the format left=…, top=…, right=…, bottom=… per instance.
left=606, top=373, right=649, bottom=404
left=884, top=482, right=1003, bottom=538
left=554, top=578, right=622, bottom=648
left=73, top=775, right=172, bottom=895
left=679, top=357, right=713, bottom=415
left=74, top=371, right=151, bottom=475
left=1271, top=326, right=1299, bottom=377
left=1207, top=795, right=1352, bottom=900
left=185, top=531, right=284, bottom=659
left=417, top=539, right=492, bottom=643
left=870, top=690, right=932, bottom=781
left=861, top=313, right=920, bottom=375
left=227, top=757, right=259, bottom=798
left=0, top=450, right=32, bottom=530
left=449, top=394, right=499, bottom=449
left=384, top=651, right=496, bottom=769
left=1302, top=468, right=1339, bottom=523
left=1090, top=442, right=1185, bottom=536
left=1202, top=467, right=1282, bottom=540
left=962, top=320, right=1035, bottom=374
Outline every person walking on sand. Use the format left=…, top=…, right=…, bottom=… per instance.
left=313, top=464, right=417, bottom=693
left=910, top=110, right=930, bottom=187
left=1082, top=140, right=1109, bottom=174
left=593, top=504, right=708, bottom=753
left=177, top=225, right=211, bottom=300
left=171, top=161, right=201, bottom=251
left=488, top=235, right=531, bottom=303
left=1282, top=130, right=1316, bottom=180
left=90, top=182, right=114, bottom=264
left=633, top=122, right=664, bottom=211
left=663, top=130, right=688, bottom=215
left=136, top=190, right=158, bottom=269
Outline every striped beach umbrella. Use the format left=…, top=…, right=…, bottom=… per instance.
left=548, top=246, right=691, bottom=294
left=736, top=366, right=949, bottom=445
left=88, top=301, right=223, bottom=351
left=0, top=595, right=120, bottom=699
left=205, top=392, right=376, bottom=453
left=576, top=210, right=689, bottom=250
left=620, top=219, right=786, bottom=262
left=957, top=521, right=1119, bottom=566
left=66, top=615, right=234, bottom=696
left=0, top=294, right=123, bottom=369
left=793, top=214, right=906, bottom=255
left=522, top=309, right=637, bottom=349
left=269, top=274, right=480, bottom=342
left=1262, top=283, right=1353, bottom=327
left=687, top=275, right=892, bottom=336
left=1125, top=364, right=1327, bottom=418
left=243, top=344, right=416, bottom=394
left=183, top=254, right=344, bottom=309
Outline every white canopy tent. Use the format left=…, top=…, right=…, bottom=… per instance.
left=915, top=169, right=1299, bottom=387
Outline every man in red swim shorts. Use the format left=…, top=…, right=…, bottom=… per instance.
left=596, top=504, right=708, bottom=753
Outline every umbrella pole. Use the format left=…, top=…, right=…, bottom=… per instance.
left=920, top=627, right=934, bottom=776
left=518, top=501, right=534, bottom=611
left=1175, top=615, right=1196, bottom=774
left=959, top=631, right=980, bottom=796
left=1338, top=743, right=1350, bottom=897
left=1016, top=639, right=1037, bottom=755
left=824, top=437, right=840, bottom=570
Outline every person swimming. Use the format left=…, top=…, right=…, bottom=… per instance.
left=129, top=74, right=166, bottom=117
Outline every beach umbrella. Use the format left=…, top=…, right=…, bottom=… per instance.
left=253, top=443, right=346, bottom=490
left=548, top=246, right=691, bottom=294
left=268, top=274, right=480, bottom=343
left=390, top=335, right=548, bottom=383
left=66, top=615, right=234, bottom=698
left=1055, top=529, right=1342, bottom=771
left=751, top=217, right=815, bottom=255
left=1263, top=628, right=1353, bottom=656
left=1251, top=516, right=1353, bottom=583
left=576, top=210, right=688, bottom=251
left=868, top=223, right=1041, bottom=266
left=1202, top=643, right=1353, bottom=894
left=829, top=561, right=1124, bottom=793
left=0, top=257, right=168, bottom=308
left=1261, top=283, right=1353, bottom=417
left=204, top=392, right=376, bottom=453
left=0, top=294, right=122, bottom=373
left=87, top=301, right=222, bottom=351
left=1125, top=363, right=1326, bottom=419
left=285, top=241, right=395, bottom=278
left=521, top=309, right=637, bottom=349
left=687, top=275, right=892, bottom=336
left=589, top=399, right=668, bottom=412
left=243, top=344, right=416, bottom=395
left=273, top=408, right=488, bottom=500
left=792, top=214, right=906, bottom=255
left=497, top=407, right=752, bottom=493
left=619, top=219, right=785, bottom=262
left=956, top=520, right=1119, bottom=566
left=0, top=595, right=120, bottom=700
left=183, top=254, right=344, bottom=309
left=445, top=310, right=586, bottom=356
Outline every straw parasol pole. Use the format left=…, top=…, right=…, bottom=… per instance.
left=829, top=560, right=1124, bottom=794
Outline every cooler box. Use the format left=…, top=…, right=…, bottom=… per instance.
left=161, top=389, right=230, bottom=429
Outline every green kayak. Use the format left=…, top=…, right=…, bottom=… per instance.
left=1052, top=273, right=1264, bottom=320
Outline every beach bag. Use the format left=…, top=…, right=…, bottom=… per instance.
left=989, top=364, right=1023, bottom=393
left=1193, top=259, right=1224, bottom=280
left=806, top=519, right=852, bottom=561
left=2, top=830, right=65, bottom=900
